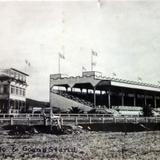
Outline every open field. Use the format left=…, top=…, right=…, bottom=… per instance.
left=0, top=127, right=160, bottom=160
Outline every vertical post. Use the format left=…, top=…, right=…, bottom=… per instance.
left=93, top=87, right=96, bottom=107
left=44, top=116, right=47, bottom=126
left=134, top=94, right=136, bottom=106
left=18, top=100, right=20, bottom=112
left=108, top=91, right=111, bottom=108
left=10, top=117, right=13, bottom=125
left=121, top=93, right=124, bottom=106
left=58, top=53, right=60, bottom=74
left=102, top=117, right=104, bottom=123
left=28, top=117, right=30, bottom=126
left=154, top=96, right=157, bottom=108
left=155, top=116, right=157, bottom=123
left=61, top=118, right=63, bottom=126
left=91, top=53, right=93, bottom=71
left=24, top=100, right=27, bottom=113
left=144, top=95, right=147, bottom=106
left=49, top=79, right=53, bottom=121
left=86, top=89, right=88, bottom=94
left=135, top=117, right=137, bottom=123
left=75, top=117, right=78, bottom=125
left=89, top=117, right=92, bottom=124
left=8, top=98, right=10, bottom=114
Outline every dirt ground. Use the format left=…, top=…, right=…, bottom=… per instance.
left=0, top=129, right=160, bottom=160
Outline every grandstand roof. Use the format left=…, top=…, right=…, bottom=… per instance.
left=50, top=71, right=160, bottom=93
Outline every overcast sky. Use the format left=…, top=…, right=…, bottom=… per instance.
left=0, top=0, right=160, bottom=101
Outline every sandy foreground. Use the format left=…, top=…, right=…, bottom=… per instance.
left=0, top=129, right=160, bottom=160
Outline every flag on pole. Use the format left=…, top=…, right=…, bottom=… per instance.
left=92, top=50, right=98, bottom=56
left=137, top=77, right=142, bottom=81
left=97, top=0, right=102, bottom=8
left=92, top=62, right=96, bottom=66
left=82, top=66, right=87, bottom=71
left=25, top=59, right=31, bottom=67
left=59, top=53, right=65, bottom=59
left=112, top=72, right=117, bottom=77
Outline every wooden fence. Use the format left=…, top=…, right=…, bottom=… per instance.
left=0, top=114, right=160, bottom=126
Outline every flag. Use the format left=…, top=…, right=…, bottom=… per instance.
left=82, top=66, right=87, bottom=71
left=92, top=50, right=98, bottom=56
left=112, top=72, right=116, bottom=77
left=59, top=53, right=65, bottom=59
left=97, top=0, right=102, bottom=8
left=137, top=77, right=142, bottom=81
left=25, top=59, right=31, bottom=67
left=92, top=62, right=96, bottom=66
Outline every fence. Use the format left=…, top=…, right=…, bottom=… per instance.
left=0, top=113, right=160, bottom=126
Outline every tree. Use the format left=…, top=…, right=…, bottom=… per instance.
left=69, top=106, right=84, bottom=114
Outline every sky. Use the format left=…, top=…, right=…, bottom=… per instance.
left=0, top=0, right=160, bottom=101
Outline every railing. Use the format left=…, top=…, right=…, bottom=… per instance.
left=61, top=116, right=160, bottom=124
left=0, top=114, right=160, bottom=125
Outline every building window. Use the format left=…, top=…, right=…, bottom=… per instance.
left=11, top=86, right=15, bottom=94
left=19, top=88, right=22, bottom=96
left=16, top=87, right=19, bottom=95
left=20, top=88, right=23, bottom=96
left=22, top=75, right=26, bottom=82
left=20, top=74, right=23, bottom=81
left=3, top=85, right=8, bottom=94
left=0, top=85, right=3, bottom=94
left=10, top=71, right=14, bottom=77
left=23, top=89, right=25, bottom=96
left=18, top=73, right=20, bottom=80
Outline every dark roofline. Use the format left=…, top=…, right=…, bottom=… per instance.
left=11, top=68, right=29, bottom=76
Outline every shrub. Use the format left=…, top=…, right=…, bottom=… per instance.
left=69, top=106, right=84, bottom=113
left=142, top=104, right=153, bottom=117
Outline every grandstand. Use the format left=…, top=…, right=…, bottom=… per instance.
left=50, top=71, right=160, bottom=116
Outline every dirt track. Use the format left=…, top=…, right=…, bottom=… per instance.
left=0, top=130, right=160, bottom=160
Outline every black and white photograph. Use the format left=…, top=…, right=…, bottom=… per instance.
left=0, top=0, right=160, bottom=159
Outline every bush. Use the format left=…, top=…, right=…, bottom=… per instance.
left=69, top=106, right=84, bottom=113
left=142, top=104, right=153, bottom=117
left=88, top=108, right=97, bottom=114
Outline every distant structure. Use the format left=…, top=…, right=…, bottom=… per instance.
left=0, top=68, right=29, bottom=114
left=50, top=71, right=160, bottom=112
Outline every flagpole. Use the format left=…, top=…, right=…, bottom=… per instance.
left=91, top=52, right=93, bottom=71
left=58, top=53, right=60, bottom=74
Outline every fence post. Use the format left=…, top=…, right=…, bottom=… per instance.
left=44, top=117, right=47, bottom=126
left=124, top=117, right=127, bottom=123
left=113, top=117, right=116, bottom=123
left=89, top=117, right=92, bottom=124
left=135, top=117, right=137, bottom=123
left=28, top=117, right=30, bottom=126
left=61, top=118, right=63, bottom=126
left=102, top=117, right=104, bottom=123
left=10, top=117, right=13, bottom=125
left=75, top=117, right=78, bottom=125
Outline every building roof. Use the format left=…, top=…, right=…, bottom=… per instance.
left=50, top=71, right=160, bottom=93
left=11, top=68, right=29, bottom=76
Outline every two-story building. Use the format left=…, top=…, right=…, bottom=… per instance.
left=0, top=68, right=28, bottom=114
